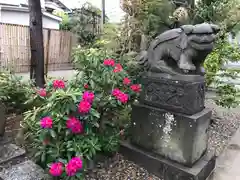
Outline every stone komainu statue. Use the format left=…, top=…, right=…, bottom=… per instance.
left=138, top=23, right=220, bottom=75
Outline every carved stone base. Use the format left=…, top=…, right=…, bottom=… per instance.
left=130, top=102, right=211, bottom=167
left=140, top=72, right=205, bottom=115
left=120, top=141, right=216, bottom=180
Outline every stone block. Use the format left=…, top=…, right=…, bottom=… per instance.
left=130, top=102, right=211, bottom=167
left=0, top=144, right=25, bottom=164
left=140, top=72, right=205, bottom=115
left=120, top=141, right=216, bottom=180
left=0, top=160, right=50, bottom=180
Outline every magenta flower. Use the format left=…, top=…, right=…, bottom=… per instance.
left=66, top=162, right=77, bottom=176
left=78, top=101, right=91, bottom=113
left=40, top=116, right=53, bottom=129
left=53, top=79, right=65, bottom=89
left=66, top=117, right=83, bottom=134
left=112, top=88, right=129, bottom=103
left=38, top=88, right=47, bottom=97
left=123, top=77, right=131, bottom=85
left=66, top=157, right=83, bottom=177
left=82, top=91, right=94, bottom=103
left=69, top=157, right=83, bottom=169
left=130, top=84, right=141, bottom=92
left=117, top=92, right=129, bottom=104
left=49, top=162, right=63, bottom=177
left=103, top=59, right=115, bottom=66
left=113, top=63, right=123, bottom=73
left=112, top=88, right=121, bottom=97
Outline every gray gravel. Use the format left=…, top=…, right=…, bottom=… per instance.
left=85, top=99, right=240, bottom=180
left=206, top=99, right=240, bottom=157
left=85, top=153, right=162, bottom=180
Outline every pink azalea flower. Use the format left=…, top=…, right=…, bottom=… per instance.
left=130, top=84, right=141, bottom=92
left=49, top=162, right=63, bottom=177
left=53, top=80, right=65, bottom=89
left=66, top=157, right=83, bottom=177
left=38, top=88, right=47, bottom=97
left=84, top=84, right=89, bottom=89
left=40, top=116, right=53, bottom=129
left=112, top=88, right=121, bottom=97
left=117, top=92, right=129, bottom=104
left=66, top=162, right=77, bottom=176
left=69, top=157, right=83, bottom=169
left=66, top=117, right=84, bottom=134
left=103, top=59, right=115, bottom=66
left=82, top=91, right=94, bottom=103
left=113, top=63, right=123, bottom=73
left=78, top=101, right=91, bottom=113
left=112, top=89, right=129, bottom=103
left=123, top=77, right=131, bottom=85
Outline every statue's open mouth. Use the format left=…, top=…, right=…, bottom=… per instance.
left=190, top=38, right=214, bottom=50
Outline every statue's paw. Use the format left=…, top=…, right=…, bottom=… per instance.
left=178, top=62, right=196, bottom=71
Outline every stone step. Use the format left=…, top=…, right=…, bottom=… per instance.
left=0, top=160, right=50, bottom=180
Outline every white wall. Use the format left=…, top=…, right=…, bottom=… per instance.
left=42, top=16, right=60, bottom=29
left=0, top=0, right=45, bottom=8
left=0, top=10, right=60, bottom=29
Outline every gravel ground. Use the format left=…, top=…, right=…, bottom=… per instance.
left=85, top=153, right=161, bottom=180
left=84, top=99, right=240, bottom=180
left=206, top=99, right=240, bottom=157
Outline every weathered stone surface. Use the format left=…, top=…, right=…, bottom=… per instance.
left=120, top=141, right=216, bottom=180
left=140, top=72, right=205, bottom=115
left=0, top=144, right=25, bottom=164
left=130, top=102, right=211, bottom=167
left=0, top=160, right=50, bottom=180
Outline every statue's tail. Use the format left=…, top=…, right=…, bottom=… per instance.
left=136, top=50, right=150, bottom=71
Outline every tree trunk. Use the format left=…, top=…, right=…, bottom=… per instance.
left=28, top=0, right=45, bottom=88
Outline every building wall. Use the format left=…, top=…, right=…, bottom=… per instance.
left=0, top=10, right=60, bottom=29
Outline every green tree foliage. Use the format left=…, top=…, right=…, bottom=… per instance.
left=54, top=2, right=103, bottom=46
left=53, top=10, right=71, bottom=30
left=69, top=3, right=101, bottom=46
left=194, top=0, right=240, bottom=107
left=119, top=0, right=192, bottom=53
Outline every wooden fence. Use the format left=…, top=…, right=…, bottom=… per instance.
left=0, top=23, right=77, bottom=73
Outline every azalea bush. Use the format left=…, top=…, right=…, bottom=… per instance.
left=0, top=71, right=34, bottom=113
left=72, top=47, right=142, bottom=126
left=23, top=54, right=141, bottom=179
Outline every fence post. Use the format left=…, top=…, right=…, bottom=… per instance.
left=45, top=29, right=51, bottom=78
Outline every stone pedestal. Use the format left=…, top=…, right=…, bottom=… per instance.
left=120, top=72, right=215, bottom=180
left=130, top=103, right=211, bottom=167
left=140, top=72, right=205, bottom=115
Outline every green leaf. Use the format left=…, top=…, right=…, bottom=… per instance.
left=41, top=151, right=46, bottom=163
left=58, top=158, right=68, bottom=164
left=50, top=130, right=57, bottom=138
left=34, top=151, right=42, bottom=158
left=76, top=172, right=82, bottom=178
left=90, top=109, right=100, bottom=118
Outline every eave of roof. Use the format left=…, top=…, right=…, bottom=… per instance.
left=53, top=0, right=71, bottom=12
left=0, top=5, right=62, bottom=22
